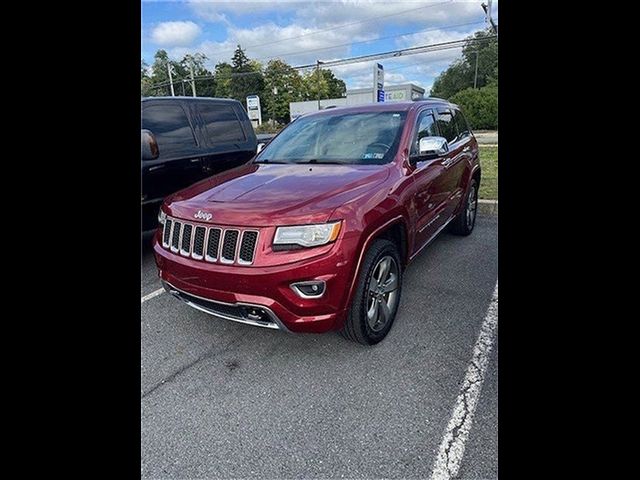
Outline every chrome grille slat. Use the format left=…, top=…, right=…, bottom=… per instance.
left=180, top=224, right=193, bottom=256
left=170, top=221, right=182, bottom=253
left=191, top=226, right=206, bottom=260
left=238, top=230, right=259, bottom=265
left=162, top=217, right=257, bottom=265
left=162, top=219, right=173, bottom=247
left=221, top=230, right=239, bottom=264
left=205, top=228, right=221, bottom=262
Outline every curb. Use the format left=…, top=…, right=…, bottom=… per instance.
left=478, top=199, right=498, bottom=216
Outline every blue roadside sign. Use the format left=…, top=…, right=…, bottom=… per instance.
left=378, top=90, right=385, bottom=102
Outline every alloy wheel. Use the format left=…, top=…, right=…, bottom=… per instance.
left=466, top=185, right=477, bottom=229
left=366, top=255, right=400, bottom=332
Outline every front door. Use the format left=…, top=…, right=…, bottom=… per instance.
left=410, top=109, right=453, bottom=251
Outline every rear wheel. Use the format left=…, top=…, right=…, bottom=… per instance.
left=450, top=179, right=478, bottom=236
left=340, top=239, right=403, bottom=345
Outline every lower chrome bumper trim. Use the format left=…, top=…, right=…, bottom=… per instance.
left=161, top=280, right=290, bottom=332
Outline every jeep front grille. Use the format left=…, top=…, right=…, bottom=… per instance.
left=161, top=216, right=259, bottom=266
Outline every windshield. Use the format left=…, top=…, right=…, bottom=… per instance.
left=256, top=111, right=407, bottom=165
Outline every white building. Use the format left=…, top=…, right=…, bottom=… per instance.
left=289, top=83, right=425, bottom=121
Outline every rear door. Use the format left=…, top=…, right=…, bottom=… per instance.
left=141, top=100, right=203, bottom=202
left=435, top=108, right=468, bottom=219
left=195, top=102, right=255, bottom=174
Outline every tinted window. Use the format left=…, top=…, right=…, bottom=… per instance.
left=452, top=109, right=470, bottom=139
left=411, top=111, right=438, bottom=155
left=436, top=110, right=459, bottom=143
left=142, top=104, right=196, bottom=156
left=198, top=104, right=246, bottom=143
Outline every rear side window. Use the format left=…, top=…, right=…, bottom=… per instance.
left=411, top=111, right=438, bottom=155
left=198, top=104, right=246, bottom=144
left=452, top=109, right=470, bottom=139
left=436, top=110, right=459, bottom=144
left=142, top=104, right=196, bottom=156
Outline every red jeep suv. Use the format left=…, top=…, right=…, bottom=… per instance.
left=153, top=99, right=480, bottom=345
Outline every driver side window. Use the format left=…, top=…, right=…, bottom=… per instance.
left=411, top=111, right=438, bottom=155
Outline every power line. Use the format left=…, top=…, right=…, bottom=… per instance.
left=148, top=34, right=496, bottom=91
left=201, top=0, right=453, bottom=59
left=298, top=34, right=496, bottom=69
left=253, top=20, right=485, bottom=63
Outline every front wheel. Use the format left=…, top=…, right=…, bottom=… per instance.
left=450, top=179, right=478, bottom=236
left=340, top=239, right=403, bottom=345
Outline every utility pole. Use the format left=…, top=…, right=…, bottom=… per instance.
left=187, top=56, right=196, bottom=97
left=482, top=0, right=497, bottom=34
left=167, top=63, right=175, bottom=96
left=316, top=60, right=322, bottom=111
left=474, top=51, right=479, bottom=89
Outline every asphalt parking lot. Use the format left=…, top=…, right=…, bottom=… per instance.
left=141, top=215, right=498, bottom=479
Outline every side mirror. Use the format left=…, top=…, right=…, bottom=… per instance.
left=418, top=136, right=449, bottom=159
left=141, top=129, right=159, bottom=160
left=256, top=142, right=267, bottom=154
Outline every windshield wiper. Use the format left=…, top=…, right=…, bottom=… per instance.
left=294, top=159, right=345, bottom=165
left=253, top=159, right=287, bottom=164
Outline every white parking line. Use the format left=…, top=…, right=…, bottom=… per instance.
left=430, top=282, right=498, bottom=480
left=141, top=287, right=165, bottom=304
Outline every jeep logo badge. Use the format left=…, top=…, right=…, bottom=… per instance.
left=194, top=210, right=213, bottom=221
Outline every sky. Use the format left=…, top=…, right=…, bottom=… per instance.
left=141, top=0, right=498, bottom=95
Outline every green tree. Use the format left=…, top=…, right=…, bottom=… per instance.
left=182, top=53, right=215, bottom=97
left=430, top=29, right=497, bottom=99
left=430, top=59, right=471, bottom=99
left=322, top=69, right=346, bottom=98
left=213, top=62, right=233, bottom=98
left=148, top=49, right=187, bottom=96
left=141, top=59, right=149, bottom=79
left=229, top=45, right=264, bottom=103
left=141, top=59, right=154, bottom=97
left=263, top=59, right=304, bottom=123
left=301, top=68, right=346, bottom=101
left=302, top=69, right=328, bottom=101
left=450, top=83, right=498, bottom=130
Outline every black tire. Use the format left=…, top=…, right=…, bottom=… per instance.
left=450, top=178, right=478, bottom=236
left=340, top=239, right=403, bottom=345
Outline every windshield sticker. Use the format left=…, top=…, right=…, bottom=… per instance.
left=362, top=153, right=385, bottom=159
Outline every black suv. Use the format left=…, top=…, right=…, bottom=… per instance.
left=141, top=97, right=257, bottom=230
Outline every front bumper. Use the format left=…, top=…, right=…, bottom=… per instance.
left=153, top=231, right=358, bottom=333
left=162, top=280, right=291, bottom=331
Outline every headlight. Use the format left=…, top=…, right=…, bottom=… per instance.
left=158, top=209, right=167, bottom=225
left=273, top=221, right=341, bottom=248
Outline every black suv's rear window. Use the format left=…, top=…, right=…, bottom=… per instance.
left=198, top=104, right=246, bottom=144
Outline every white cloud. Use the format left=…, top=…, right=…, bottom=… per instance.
left=150, top=0, right=496, bottom=93
left=151, top=21, right=202, bottom=47
left=168, top=21, right=374, bottom=68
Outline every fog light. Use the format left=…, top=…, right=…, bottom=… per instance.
left=291, top=281, right=326, bottom=298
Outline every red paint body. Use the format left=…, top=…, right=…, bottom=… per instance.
left=153, top=101, right=480, bottom=333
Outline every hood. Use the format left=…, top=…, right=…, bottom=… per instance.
left=166, top=162, right=390, bottom=227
